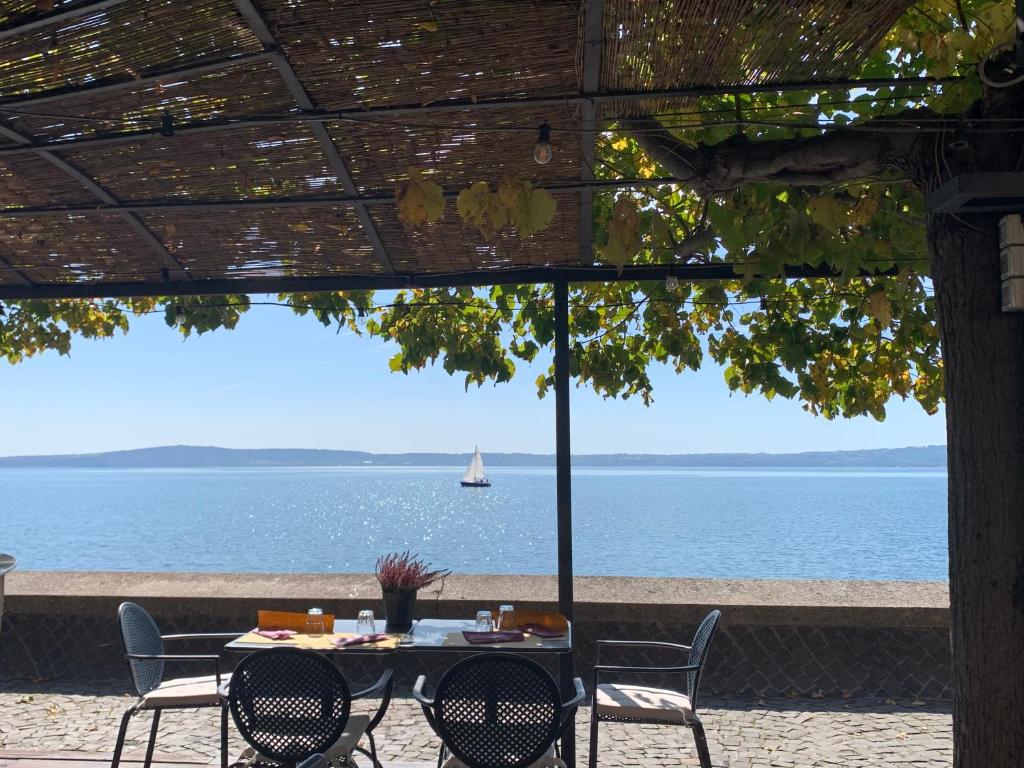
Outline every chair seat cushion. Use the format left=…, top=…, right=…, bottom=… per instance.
left=236, top=715, right=370, bottom=766
left=443, top=743, right=563, bottom=768
left=141, top=673, right=228, bottom=708
left=595, top=683, right=694, bottom=724
left=323, top=714, right=370, bottom=760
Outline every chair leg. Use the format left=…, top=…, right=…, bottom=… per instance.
left=143, top=709, right=161, bottom=768
left=588, top=714, right=599, bottom=768
left=110, top=708, right=133, bottom=768
left=691, top=720, right=713, bottom=768
left=220, top=703, right=229, bottom=768
left=365, top=731, right=380, bottom=768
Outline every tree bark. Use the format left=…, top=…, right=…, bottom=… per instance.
left=929, top=212, right=1024, bottom=768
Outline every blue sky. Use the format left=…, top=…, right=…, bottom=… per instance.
left=0, top=301, right=946, bottom=456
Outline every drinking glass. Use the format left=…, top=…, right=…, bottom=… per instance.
left=357, top=609, right=376, bottom=635
left=497, top=604, right=516, bottom=631
left=306, top=607, right=325, bottom=637
left=475, top=610, right=494, bottom=632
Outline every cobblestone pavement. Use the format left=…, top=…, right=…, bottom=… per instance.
left=0, top=683, right=951, bottom=768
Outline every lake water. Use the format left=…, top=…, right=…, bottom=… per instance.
left=0, top=466, right=948, bottom=580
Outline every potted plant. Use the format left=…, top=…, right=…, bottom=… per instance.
left=375, top=551, right=450, bottom=632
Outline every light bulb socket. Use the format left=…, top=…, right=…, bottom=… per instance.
left=160, top=113, right=175, bottom=137
left=664, top=275, right=679, bottom=291
left=534, top=121, right=552, bottom=165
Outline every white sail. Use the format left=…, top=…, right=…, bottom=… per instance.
left=463, top=446, right=486, bottom=483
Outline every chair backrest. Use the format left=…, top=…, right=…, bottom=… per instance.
left=228, top=649, right=352, bottom=765
left=686, top=609, right=721, bottom=712
left=433, top=653, right=562, bottom=768
left=118, top=602, right=165, bottom=696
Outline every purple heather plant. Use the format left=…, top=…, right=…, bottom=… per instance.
left=375, top=551, right=450, bottom=593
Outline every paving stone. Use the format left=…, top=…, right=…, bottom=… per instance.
left=0, top=683, right=951, bottom=767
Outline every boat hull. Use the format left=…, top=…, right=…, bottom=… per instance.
left=460, top=480, right=491, bottom=487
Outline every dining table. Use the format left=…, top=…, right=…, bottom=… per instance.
left=224, top=617, right=573, bottom=655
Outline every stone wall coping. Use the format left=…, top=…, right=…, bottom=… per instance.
left=7, top=571, right=949, bottom=628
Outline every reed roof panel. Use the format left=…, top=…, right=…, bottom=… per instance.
left=4, top=57, right=294, bottom=142
left=0, top=153, right=95, bottom=206
left=64, top=124, right=343, bottom=201
left=0, top=0, right=261, bottom=100
left=0, top=0, right=913, bottom=296
left=370, top=191, right=581, bottom=274
left=601, top=0, right=912, bottom=116
left=0, top=212, right=164, bottom=283
left=262, top=0, right=582, bottom=111
left=140, top=205, right=384, bottom=277
left=328, top=106, right=582, bottom=195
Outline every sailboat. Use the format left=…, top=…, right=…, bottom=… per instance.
left=461, top=446, right=491, bottom=487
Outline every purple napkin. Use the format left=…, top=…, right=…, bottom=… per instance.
left=462, top=630, right=525, bottom=644
left=333, top=633, right=390, bottom=647
left=254, top=629, right=297, bottom=640
left=519, top=623, right=566, bottom=638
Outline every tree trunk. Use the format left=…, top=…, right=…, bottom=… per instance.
left=929, top=212, right=1024, bottom=768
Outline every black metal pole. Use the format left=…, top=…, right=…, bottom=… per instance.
left=553, top=278, right=576, bottom=767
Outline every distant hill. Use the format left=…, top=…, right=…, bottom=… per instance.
left=0, top=444, right=947, bottom=468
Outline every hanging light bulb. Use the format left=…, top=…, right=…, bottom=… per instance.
left=664, top=274, right=679, bottom=291
left=173, top=305, right=186, bottom=326
left=533, top=122, right=552, bottom=165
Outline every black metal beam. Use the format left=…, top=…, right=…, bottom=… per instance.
left=230, top=0, right=394, bottom=274
left=0, top=75, right=954, bottom=160
left=553, top=277, right=575, bottom=767
left=0, top=0, right=131, bottom=42
left=0, top=177, right=678, bottom=217
left=579, top=0, right=605, bottom=277
left=0, top=51, right=276, bottom=110
left=0, top=262, right=899, bottom=300
left=0, top=119, right=190, bottom=280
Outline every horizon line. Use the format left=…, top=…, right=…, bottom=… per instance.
left=0, top=442, right=948, bottom=461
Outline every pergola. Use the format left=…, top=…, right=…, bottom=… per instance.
left=0, top=0, right=926, bottom=763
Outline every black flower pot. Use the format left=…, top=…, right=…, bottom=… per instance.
left=383, top=590, right=417, bottom=632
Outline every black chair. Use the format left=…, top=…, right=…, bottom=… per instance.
left=413, top=654, right=585, bottom=768
left=588, top=610, right=721, bottom=768
left=228, top=648, right=393, bottom=768
left=112, top=602, right=241, bottom=768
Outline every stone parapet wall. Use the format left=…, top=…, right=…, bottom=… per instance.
left=0, top=572, right=951, bottom=700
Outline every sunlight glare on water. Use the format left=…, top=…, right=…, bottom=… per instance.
left=0, top=466, right=947, bottom=580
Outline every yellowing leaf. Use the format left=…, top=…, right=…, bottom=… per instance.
left=650, top=212, right=673, bottom=251
left=456, top=181, right=507, bottom=240
left=867, top=289, right=893, bottom=328
left=396, top=167, right=444, bottom=228
left=288, top=222, right=311, bottom=233
left=497, top=177, right=556, bottom=237
left=602, top=195, right=641, bottom=267
left=849, top=195, right=879, bottom=227
left=414, top=20, right=438, bottom=32
left=807, top=196, right=847, bottom=231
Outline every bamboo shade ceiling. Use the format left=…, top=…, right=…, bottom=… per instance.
left=0, top=0, right=911, bottom=294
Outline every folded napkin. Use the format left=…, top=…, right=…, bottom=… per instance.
left=462, top=630, right=525, bottom=644
left=519, top=623, right=565, bottom=638
left=254, top=629, right=297, bottom=640
left=333, top=633, right=391, bottom=648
